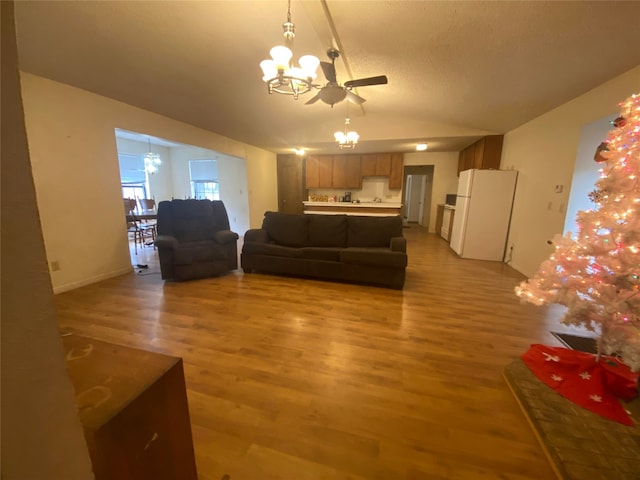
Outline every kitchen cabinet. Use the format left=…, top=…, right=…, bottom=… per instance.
left=435, top=204, right=444, bottom=235
left=474, top=135, right=503, bottom=170
left=332, top=154, right=361, bottom=189
left=306, top=152, right=403, bottom=189
left=360, top=154, right=377, bottom=177
left=389, top=153, right=404, bottom=189
left=375, top=153, right=391, bottom=176
left=306, top=155, right=333, bottom=188
left=440, top=206, right=455, bottom=242
left=360, top=153, right=392, bottom=177
left=457, top=135, right=503, bottom=175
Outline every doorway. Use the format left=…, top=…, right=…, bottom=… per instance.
left=402, top=165, right=434, bottom=228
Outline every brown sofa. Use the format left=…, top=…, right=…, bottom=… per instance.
left=241, top=212, right=407, bottom=289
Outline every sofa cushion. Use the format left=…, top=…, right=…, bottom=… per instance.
left=174, top=240, right=228, bottom=265
left=262, top=211, right=309, bottom=247
left=347, top=215, right=403, bottom=247
left=340, top=248, right=408, bottom=268
left=241, top=242, right=303, bottom=258
left=299, top=247, right=342, bottom=262
left=308, top=215, right=348, bottom=247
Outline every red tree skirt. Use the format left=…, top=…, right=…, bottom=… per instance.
left=522, top=344, right=639, bottom=425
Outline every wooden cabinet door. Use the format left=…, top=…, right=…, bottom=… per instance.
left=305, top=155, right=320, bottom=188
left=464, top=146, right=475, bottom=171
left=360, top=154, right=377, bottom=177
left=473, top=139, right=485, bottom=169
left=318, top=156, right=333, bottom=188
left=435, top=204, right=444, bottom=235
left=375, top=153, right=392, bottom=176
left=332, top=155, right=348, bottom=188
left=482, top=135, right=504, bottom=169
left=389, top=153, right=403, bottom=189
left=345, top=155, right=361, bottom=189
left=458, top=150, right=466, bottom=176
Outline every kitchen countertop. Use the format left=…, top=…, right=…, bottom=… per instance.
left=303, top=201, right=402, bottom=208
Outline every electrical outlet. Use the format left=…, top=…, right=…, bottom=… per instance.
left=50, top=261, right=61, bottom=272
left=554, top=184, right=564, bottom=193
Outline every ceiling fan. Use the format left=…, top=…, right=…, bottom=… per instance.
left=305, top=48, right=388, bottom=107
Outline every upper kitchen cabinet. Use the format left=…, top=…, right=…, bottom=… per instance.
left=457, top=135, right=504, bottom=175
left=360, top=154, right=377, bottom=177
left=306, top=152, right=403, bottom=189
left=306, top=155, right=333, bottom=188
left=388, top=153, right=404, bottom=189
left=332, top=155, right=361, bottom=189
left=360, top=153, right=391, bottom=176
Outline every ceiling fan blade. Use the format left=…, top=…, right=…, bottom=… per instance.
left=344, top=75, right=388, bottom=88
left=320, top=61, right=337, bottom=83
left=345, top=90, right=366, bottom=105
left=304, top=93, right=322, bottom=105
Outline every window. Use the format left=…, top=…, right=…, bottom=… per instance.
left=121, top=184, right=146, bottom=201
left=118, top=153, right=148, bottom=200
left=192, top=181, right=219, bottom=200
left=190, top=160, right=219, bottom=200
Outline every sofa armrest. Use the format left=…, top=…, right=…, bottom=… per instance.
left=213, top=229, right=240, bottom=245
left=390, top=237, right=407, bottom=253
left=244, top=228, right=269, bottom=244
left=155, top=235, right=179, bottom=250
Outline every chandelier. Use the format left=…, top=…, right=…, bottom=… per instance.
left=143, top=138, right=161, bottom=175
left=259, top=0, right=319, bottom=99
left=334, top=109, right=359, bottom=149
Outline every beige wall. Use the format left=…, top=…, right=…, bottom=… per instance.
left=404, top=151, right=459, bottom=232
left=1, top=1, right=94, bottom=477
left=20, top=73, right=277, bottom=293
left=503, top=65, right=640, bottom=277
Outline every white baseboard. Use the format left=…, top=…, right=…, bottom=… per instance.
left=53, top=266, right=134, bottom=294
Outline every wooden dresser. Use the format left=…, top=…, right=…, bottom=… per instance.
left=62, top=334, right=198, bottom=480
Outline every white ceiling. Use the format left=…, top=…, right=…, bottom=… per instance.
left=13, top=1, right=640, bottom=155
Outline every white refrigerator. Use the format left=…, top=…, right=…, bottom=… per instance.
left=449, top=169, right=518, bottom=261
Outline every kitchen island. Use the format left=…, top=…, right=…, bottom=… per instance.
left=303, top=201, right=402, bottom=217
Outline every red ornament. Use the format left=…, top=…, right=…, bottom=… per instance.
left=612, top=116, right=626, bottom=128
left=594, top=141, right=609, bottom=163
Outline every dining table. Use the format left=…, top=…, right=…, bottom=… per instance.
left=126, top=211, right=157, bottom=222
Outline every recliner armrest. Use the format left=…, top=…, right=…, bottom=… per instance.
left=213, top=229, right=239, bottom=245
left=244, top=228, right=269, bottom=244
left=155, top=235, right=179, bottom=250
left=390, top=237, right=407, bottom=253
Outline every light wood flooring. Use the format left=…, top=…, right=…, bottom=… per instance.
left=55, top=227, right=575, bottom=480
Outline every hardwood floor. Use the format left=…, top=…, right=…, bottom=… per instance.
left=55, top=227, right=571, bottom=480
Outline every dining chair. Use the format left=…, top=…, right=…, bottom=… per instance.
left=136, top=198, right=158, bottom=240
left=137, top=198, right=156, bottom=213
left=124, top=198, right=155, bottom=254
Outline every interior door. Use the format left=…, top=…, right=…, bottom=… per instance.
left=277, top=155, right=305, bottom=214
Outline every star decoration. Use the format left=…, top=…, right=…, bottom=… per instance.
left=589, top=394, right=603, bottom=403
left=579, top=371, right=592, bottom=380
left=542, top=352, right=560, bottom=362
left=551, top=374, right=563, bottom=381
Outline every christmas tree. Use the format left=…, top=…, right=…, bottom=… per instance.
left=516, top=93, right=640, bottom=372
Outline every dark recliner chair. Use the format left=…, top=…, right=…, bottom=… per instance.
left=154, top=199, right=239, bottom=281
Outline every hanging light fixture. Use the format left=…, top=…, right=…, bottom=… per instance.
left=143, top=138, right=161, bottom=175
left=259, top=0, right=320, bottom=99
left=334, top=104, right=359, bottom=149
